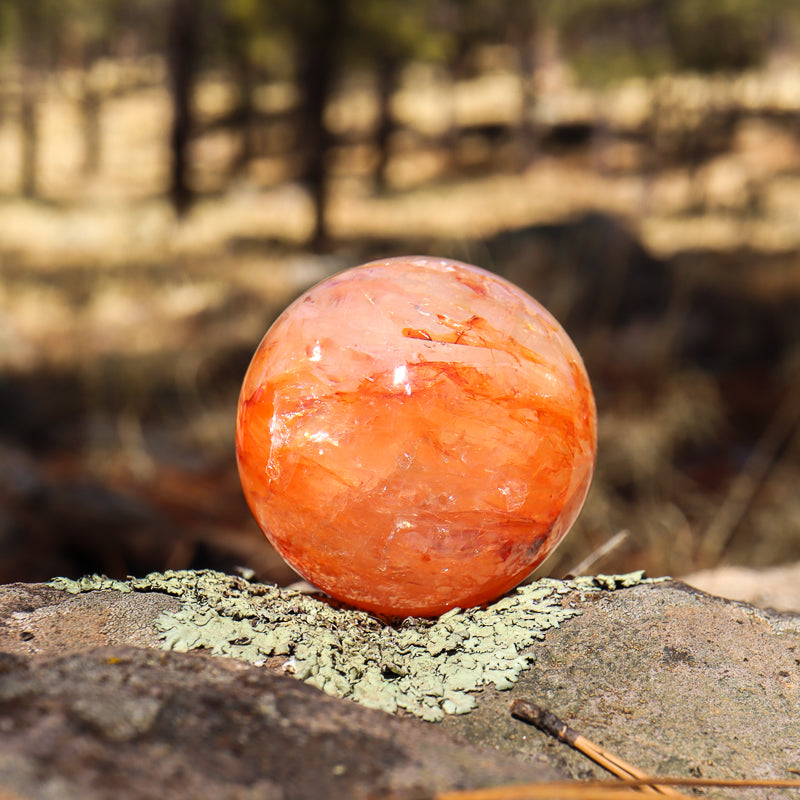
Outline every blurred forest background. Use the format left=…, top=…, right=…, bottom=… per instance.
left=2, top=0, right=800, bottom=590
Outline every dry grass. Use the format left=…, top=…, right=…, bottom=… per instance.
left=2, top=58, right=800, bottom=583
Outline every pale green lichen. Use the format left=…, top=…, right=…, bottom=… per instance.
left=51, top=574, right=133, bottom=594
left=50, top=569, right=659, bottom=722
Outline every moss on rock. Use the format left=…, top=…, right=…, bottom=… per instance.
left=50, top=569, right=656, bottom=722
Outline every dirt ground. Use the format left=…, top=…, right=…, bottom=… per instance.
left=1, top=60, right=800, bottom=586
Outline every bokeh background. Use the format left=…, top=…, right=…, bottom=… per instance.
left=2, top=0, right=800, bottom=588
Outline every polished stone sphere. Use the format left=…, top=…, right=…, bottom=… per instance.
left=236, top=256, right=597, bottom=617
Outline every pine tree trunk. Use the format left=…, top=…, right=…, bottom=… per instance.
left=18, top=3, right=42, bottom=198
left=513, top=7, right=539, bottom=169
left=232, top=52, right=257, bottom=174
left=19, top=87, right=38, bottom=198
left=296, top=0, right=345, bottom=250
left=374, top=56, right=398, bottom=193
left=82, top=84, right=102, bottom=176
left=167, top=0, right=198, bottom=216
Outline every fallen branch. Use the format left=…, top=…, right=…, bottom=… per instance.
left=510, top=699, right=688, bottom=798
left=435, top=775, right=800, bottom=800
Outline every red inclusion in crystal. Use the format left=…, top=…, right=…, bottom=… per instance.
left=236, top=256, right=597, bottom=617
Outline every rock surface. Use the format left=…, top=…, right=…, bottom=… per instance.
left=441, top=580, right=800, bottom=797
left=0, top=646, right=562, bottom=800
left=1, top=577, right=799, bottom=799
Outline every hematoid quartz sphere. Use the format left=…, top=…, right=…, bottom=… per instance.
left=236, top=256, right=597, bottom=617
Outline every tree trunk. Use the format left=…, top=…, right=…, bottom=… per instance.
left=296, top=0, right=345, bottom=250
left=512, top=7, right=539, bottom=169
left=167, top=0, right=199, bottom=216
left=79, top=38, right=105, bottom=177
left=81, top=83, right=102, bottom=176
left=18, top=3, right=42, bottom=198
left=232, top=51, right=257, bottom=174
left=19, top=88, right=38, bottom=198
left=373, top=56, right=398, bottom=193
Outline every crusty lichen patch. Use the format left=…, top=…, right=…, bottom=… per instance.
left=50, top=569, right=655, bottom=722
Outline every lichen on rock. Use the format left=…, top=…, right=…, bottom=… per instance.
left=50, top=569, right=656, bottom=722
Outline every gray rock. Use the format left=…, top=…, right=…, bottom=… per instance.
left=0, top=646, right=560, bottom=800
left=0, top=577, right=798, bottom=799
left=0, top=582, right=178, bottom=656
left=442, top=581, right=800, bottom=798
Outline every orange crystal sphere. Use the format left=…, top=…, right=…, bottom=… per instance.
left=236, top=257, right=597, bottom=617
